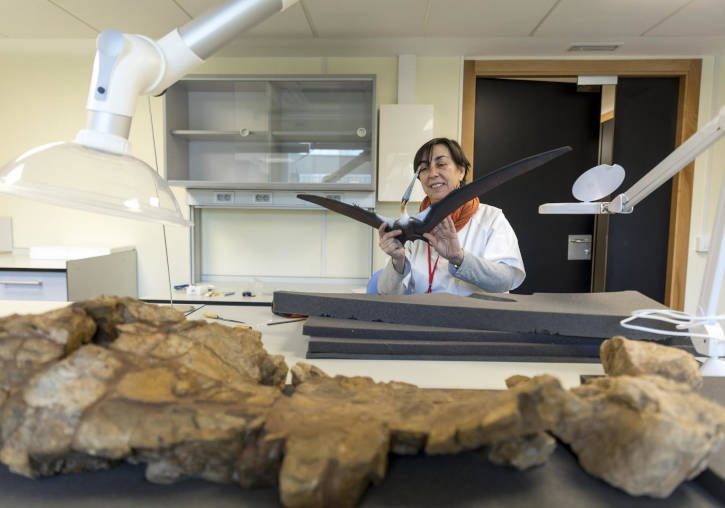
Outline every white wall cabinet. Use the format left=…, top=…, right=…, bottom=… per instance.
left=164, top=75, right=378, bottom=286
left=164, top=75, right=377, bottom=196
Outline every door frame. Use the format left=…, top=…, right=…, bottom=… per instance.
left=461, top=59, right=701, bottom=311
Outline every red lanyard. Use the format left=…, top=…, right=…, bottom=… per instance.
left=427, top=244, right=440, bottom=293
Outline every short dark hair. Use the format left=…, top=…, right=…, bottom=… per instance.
left=413, top=138, right=471, bottom=180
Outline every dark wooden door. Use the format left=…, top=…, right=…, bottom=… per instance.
left=473, top=78, right=600, bottom=294
left=606, top=78, right=679, bottom=303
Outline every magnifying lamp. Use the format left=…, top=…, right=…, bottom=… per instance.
left=571, top=163, right=625, bottom=202
left=540, top=105, right=725, bottom=375
left=0, top=0, right=298, bottom=227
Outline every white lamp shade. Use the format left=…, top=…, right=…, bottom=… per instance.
left=0, top=142, right=190, bottom=227
left=572, top=163, right=625, bottom=202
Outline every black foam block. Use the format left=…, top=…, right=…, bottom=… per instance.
left=307, top=335, right=695, bottom=360
left=307, top=336, right=602, bottom=357
left=305, top=352, right=602, bottom=362
left=303, top=317, right=602, bottom=344
left=274, top=290, right=674, bottom=341
left=303, top=317, right=696, bottom=354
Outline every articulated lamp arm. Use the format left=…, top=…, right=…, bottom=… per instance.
left=608, top=104, right=725, bottom=213
left=539, top=105, right=725, bottom=374
left=0, top=0, right=298, bottom=227
left=539, top=105, right=725, bottom=215
left=78, top=0, right=298, bottom=155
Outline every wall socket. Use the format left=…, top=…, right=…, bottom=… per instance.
left=567, top=234, right=592, bottom=260
left=696, top=235, right=711, bottom=253
left=214, top=192, right=234, bottom=203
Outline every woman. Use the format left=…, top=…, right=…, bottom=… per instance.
left=377, top=138, right=525, bottom=295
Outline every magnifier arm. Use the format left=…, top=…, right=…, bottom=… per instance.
left=541, top=105, right=725, bottom=216
left=604, top=193, right=633, bottom=214
left=623, top=105, right=725, bottom=210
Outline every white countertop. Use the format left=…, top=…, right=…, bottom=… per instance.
left=0, top=300, right=604, bottom=390
left=0, top=247, right=135, bottom=270
left=142, top=281, right=367, bottom=304
left=0, top=252, right=67, bottom=270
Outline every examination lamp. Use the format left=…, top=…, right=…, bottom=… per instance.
left=540, top=105, right=725, bottom=375
left=0, top=0, right=298, bottom=227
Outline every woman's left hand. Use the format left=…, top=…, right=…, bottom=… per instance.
left=423, top=216, right=464, bottom=265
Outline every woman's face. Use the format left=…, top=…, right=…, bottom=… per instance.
left=418, top=144, right=465, bottom=203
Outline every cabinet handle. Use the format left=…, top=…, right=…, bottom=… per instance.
left=0, top=280, right=43, bottom=287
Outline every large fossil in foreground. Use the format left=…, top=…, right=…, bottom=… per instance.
left=0, top=297, right=724, bottom=507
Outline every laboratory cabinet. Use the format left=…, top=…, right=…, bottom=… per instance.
left=164, top=75, right=377, bottom=195
left=0, top=249, right=137, bottom=301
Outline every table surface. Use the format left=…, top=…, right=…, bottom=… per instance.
left=0, top=300, right=605, bottom=390
left=142, top=281, right=367, bottom=305
left=0, top=300, right=722, bottom=507
left=0, top=446, right=720, bottom=508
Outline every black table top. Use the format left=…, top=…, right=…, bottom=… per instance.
left=0, top=446, right=720, bottom=508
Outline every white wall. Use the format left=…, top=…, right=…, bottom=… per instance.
left=685, top=55, right=725, bottom=315
left=0, top=52, right=461, bottom=296
left=3, top=48, right=719, bottom=308
left=0, top=51, right=190, bottom=298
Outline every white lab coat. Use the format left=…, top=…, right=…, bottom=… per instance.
left=378, top=203, right=525, bottom=296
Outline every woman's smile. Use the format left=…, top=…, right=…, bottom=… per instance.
left=419, top=144, right=464, bottom=203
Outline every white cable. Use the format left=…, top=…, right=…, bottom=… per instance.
left=148, top=96, right=174, bottom=308
left=620, top=308, right=725, bottom=338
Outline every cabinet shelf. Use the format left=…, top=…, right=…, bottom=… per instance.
left=171, top=129, right=370, bottom=143
left=170, top=130, right=268, bottom=142
left=164, top=74, right=377, bottom=191
left=272, top=130, right=369, bottom=142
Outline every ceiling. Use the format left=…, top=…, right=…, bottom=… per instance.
left=0, top=0, right=724, bottom=57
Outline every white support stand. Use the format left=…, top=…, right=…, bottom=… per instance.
left=539, top=105, right=725, bottom=375
left=692, top=162, right=725, bottom=374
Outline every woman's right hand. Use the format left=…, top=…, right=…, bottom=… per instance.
left=378, top=223, right=406, bottom=273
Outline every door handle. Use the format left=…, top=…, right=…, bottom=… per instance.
left=0, top=280, right=43, bottom=286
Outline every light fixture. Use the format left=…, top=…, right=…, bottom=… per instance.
left=540, top=105, right=725, bottom=375
left=567, top=43, right=620, bottom=52
left=0, top=142, right=188, bottom=226
left=0, top=0, right=298, bottom=227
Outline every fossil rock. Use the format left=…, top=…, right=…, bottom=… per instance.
left=479, top=375, right=557, bottom=471
left=72, top=295, right=185, bottom=345
left=505, top=374, right=531, bottom=388
left=2, top=298, right=725, bottom=507
left=110, top=319, right=288, bottom=390
left=0, top=299, right=288, bottom=482
left=290, top=362, right=329, bottom=386
left=0, top=305, right=96, bottom=395
left=1, top=342, right=284, bottom=480
left=600, top=336, right=702, bottom=389
left=262, top=373, right=569, bottom=507
left=554, top=374, right=725, bottom=497
left=483, top=432, right=557, bottom=470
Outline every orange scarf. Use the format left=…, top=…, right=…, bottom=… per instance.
left=419, top=196, right=480, bottom=231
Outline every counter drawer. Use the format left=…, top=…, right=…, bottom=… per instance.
left=0, top=271, right=67, bottom=301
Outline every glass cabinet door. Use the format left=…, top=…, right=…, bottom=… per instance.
left=167, top=76, right=376, bottom=190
